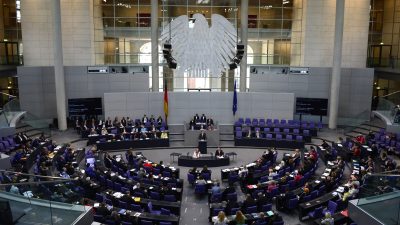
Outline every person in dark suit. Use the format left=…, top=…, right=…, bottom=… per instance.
left=189, top=119, right=195, bottom=130
left=194, top=114, right=200, bottom=123
left=215, top=147, right=224, bottom=157
left=200, top=114, right=206, bottom=123
left=96, top=202, right=111, bottom=217
left=225, top=199, right=239, bottom=215
left=157, top=116, right=163, bottom=126
left=120, top=191, right=133, bottom=204
left=222, top=184, right=235, bottom=200
left=142, top=114, right=149, bottom=123
left=256, top=192, right=269, bottom=211
left=105, top=117, right=112, bottom=128
left=242, top=194, right=256, bottom=209
left=149, top=115, right=156, bottom=123
left=199, top=130, right=207, bottom=141
left=120, top=117, right=127, bottom=127
left=206, top=118, right=214, bottom=126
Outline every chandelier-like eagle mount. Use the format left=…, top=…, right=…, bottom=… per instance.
left=161, top=14, right=241, bottom=77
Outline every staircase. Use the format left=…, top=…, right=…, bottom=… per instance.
left=15, top=122, right=52, bottom=139
left=344, top=118, right=385, bottom=139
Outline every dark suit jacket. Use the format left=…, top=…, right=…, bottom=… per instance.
left=215, top=150, right=224, bottom=157
left=199, top=133, right=207, bottom=140
left=96, top=206, right=111, bottom=217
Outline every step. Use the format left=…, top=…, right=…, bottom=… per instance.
left=358, top=124, right=382, bottom=132
left=219, top=132, right=234, bottom=135
left=361, top=120, right=386, bottom=129
left=169, top=138, right=184, bottom=142
left=169, top=134, right=184, bottom=140
left=168, top=124, right=185, bottom=133
left=345, top=132, right=358, bottom=138
left=219, top=140, right=234, bottom=147
left=351, top=128, right=370, bottom=135
left=220, top=134, right=234, bottom=138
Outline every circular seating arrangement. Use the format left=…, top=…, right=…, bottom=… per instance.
left=2, top=125, right=399, bottom=225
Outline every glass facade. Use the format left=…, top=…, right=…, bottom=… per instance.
left=93, top=0, right=302, bottom=91
left=368, top=0, right=400, bottom=68
left=0, top=0, right=22, bottom=65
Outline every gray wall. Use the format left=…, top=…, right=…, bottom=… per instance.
left=104, top=92, right=295, bottom=124
left=250, top=67, right=374, bottom=119
left=18, top=66, right=149, bottom=119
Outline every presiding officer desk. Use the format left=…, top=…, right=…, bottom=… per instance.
left=178, top=155, right=230, bottom=167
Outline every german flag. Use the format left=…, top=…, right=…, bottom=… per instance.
left=164, top=81, right=169, bottom=121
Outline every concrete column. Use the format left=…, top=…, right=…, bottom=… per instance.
left=151, top=0, right=159, bottom=92
left=240, top=0, right=248, bottom=92
left=328, top=0, right=345, bottom=129
left=53, top=0, right=67, bottom=130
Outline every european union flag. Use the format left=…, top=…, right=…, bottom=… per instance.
left=233, top=80, right=237, bottom=115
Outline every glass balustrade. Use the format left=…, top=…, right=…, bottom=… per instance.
left=0, top=170, right=91, bottom=225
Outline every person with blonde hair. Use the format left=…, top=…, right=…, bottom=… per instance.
left=234, top=210, right=246, bottom=225
left=321, top=212, right=334, bottom=225
left=212, top=211, right=229, bottom=225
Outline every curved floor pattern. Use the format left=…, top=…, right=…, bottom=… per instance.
left=50, top=128, right=349, bottom=225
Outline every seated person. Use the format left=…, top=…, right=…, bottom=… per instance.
left=321, top=140, right=330, bottom=149
left=211, top=183, right=221, bottom=195
left=252, top=212, right=268, bottom=225
left=355, top=134, right=365, bottom=144
left=142, top=114, right=149, bottom=123
left=320, top=212, right=334, bottom=225
left=201, top=165, right=210, bottom=174
left=245, top=129, right=252, bottom=138
left=196, top=175, right=207, bottom=185
left=96, top=202, right=111, bottom=217
left=101, top=127, right=108, bottom=135
left=242, top=194, right=256, bottom=209
left=207, top=118, right=214, bottom=127
left=255, top=130, right=261, bottom=138
left=193, top=148, right=201, bottom=158
left=160, top=130, right=168, bottom=139
left=212, top=211, right=229, bottom=225
left=194, top=114, right=200, bottom=123
left=233, top=210, right=246, bottom=225
left=200, top=114, right=207, bottom=123
left=215, top=147, right=224, bottom=158
left=157, top=116, right=163, bottom=126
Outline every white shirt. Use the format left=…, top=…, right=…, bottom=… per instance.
left=193, top=151, right=201, bottom=158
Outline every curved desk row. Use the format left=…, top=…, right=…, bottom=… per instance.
left=95, top=139, right=169, bottom=150
left=178, top=156, right=230, bottom=167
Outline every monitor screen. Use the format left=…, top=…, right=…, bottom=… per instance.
left=295, top=98, right=328, bottom=116
left=68, top=98, right=102, bottom=117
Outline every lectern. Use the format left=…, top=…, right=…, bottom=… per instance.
left=198, top=140, right=207, bottom=154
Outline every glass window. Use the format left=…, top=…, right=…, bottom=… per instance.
left=93, top=0, right=301, bottom=91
